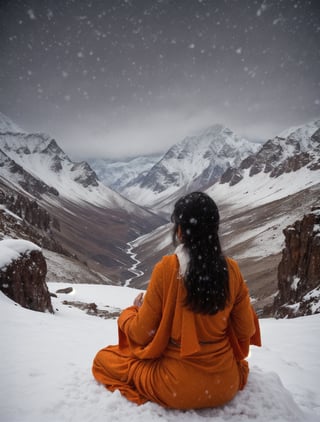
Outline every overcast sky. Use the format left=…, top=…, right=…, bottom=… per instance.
left=1, top=0, right=319, bottom=160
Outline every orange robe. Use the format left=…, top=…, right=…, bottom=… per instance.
left=92, top=255, right=261, bottom=409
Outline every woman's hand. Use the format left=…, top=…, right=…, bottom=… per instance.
left=133, top=292, right=144, bottom=308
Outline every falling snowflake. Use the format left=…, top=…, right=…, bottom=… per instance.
left=27, top=9, right=36, bottom=20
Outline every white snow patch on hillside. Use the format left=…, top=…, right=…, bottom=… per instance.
left=0, top=238, right=41, bottom=268
left=210, top=167, right=320, bottom=213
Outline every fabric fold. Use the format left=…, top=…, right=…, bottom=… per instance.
left=180, top=306, right=201, bottom=357
left=228, top=306, right=261, bottom=361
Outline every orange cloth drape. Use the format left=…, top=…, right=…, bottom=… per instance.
left=92, top=255, right=261, bottom=409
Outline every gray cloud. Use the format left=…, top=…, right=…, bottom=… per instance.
left=0, top=0, right=319, bottom=160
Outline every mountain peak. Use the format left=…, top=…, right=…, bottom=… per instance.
left=220, top=118, right=320, bottom=186
left=120, top=123, right=258, bottom=211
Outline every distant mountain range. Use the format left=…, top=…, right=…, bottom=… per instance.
left=89, top=124, right=260, bottom=215
left=0, top=113, right=164, bottom=281
left=88, top=154, right=162, bottom=193
left=1, top=111, right=319, bottom=314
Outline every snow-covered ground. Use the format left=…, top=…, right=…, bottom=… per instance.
left=1, top=282, right=319, bottom=422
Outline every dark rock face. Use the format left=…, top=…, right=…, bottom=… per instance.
left=240, top=155, right=255, bottom=170
left=220, top=167, right=244, bottom=186
left=272, top=210, right=320, bottom=318
left=7, top=192, right=52, bottom=231
left=0, top=249, right=54, bottom=313
left=270, top=152, right=311, bottom=177
left=219, top=122, right=320, bottom=187
left=0, top=186, right=68, bottom=256
left=220, top=167, right=234, bottom=184
left=71, top=161, right=99, bottom=188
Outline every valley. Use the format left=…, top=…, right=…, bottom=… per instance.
left=0, top=111, right=319, bottom=315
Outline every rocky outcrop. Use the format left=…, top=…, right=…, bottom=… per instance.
left=61, top=300, right=120, bottom=319
left=0, top=185, right=70, bottom=256
left=272, top=209, right=320, bottom=318
left=0, top=246, right=54, bottom=313
left=270, top=152, right=311, bottom=177
left=220, top=167, right=243, bottom=185
left=5, top=191, right=53, bottom=231
left=71, top=161, right=99, bottom=188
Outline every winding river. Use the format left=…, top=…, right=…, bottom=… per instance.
left=124, top=240, right=144, bottom=287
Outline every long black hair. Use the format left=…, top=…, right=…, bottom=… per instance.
left=171, top=192, right=229, bottom=315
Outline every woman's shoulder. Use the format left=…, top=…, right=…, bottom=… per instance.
left=152, top=254, right=179, bottom=282
left=158, top=253, right=179, bottom=269
left=149, top=254, right=180, bottom=293
left=225, top=257, right=243, bottom=281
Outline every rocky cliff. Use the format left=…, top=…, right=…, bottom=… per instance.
left=271, top=209, right=320, bottom=318
left=0, top=184, right=67, bottom=255
left=0, top=240, right=53, bottom=313
left=221, top=120, right=320, bottom=186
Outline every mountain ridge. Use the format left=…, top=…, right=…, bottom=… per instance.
left=1, top=111, right=319, bottom=312
left=0, top=114, right=165, bottom=282
left=88, top=153, right=162, bottom=192
left=220, top=119, right=320, bottom=186
left=117, top=123, right=259, bottom=214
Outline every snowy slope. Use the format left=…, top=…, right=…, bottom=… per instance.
left=121, top=124, right=259, bottom=209
left=278, top=119, right=320, bottom=144
left=0, top=129, right=157, bottom=215
left=0, top=113, right=166, bottom=283
left=209, top=167, right=319, bottom=265
left=0, top=281, right=319, bottom=422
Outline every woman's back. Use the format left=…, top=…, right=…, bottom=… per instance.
left=92, top=192, right=261, bottom=409
left=113, top=253, right=256, bottom=409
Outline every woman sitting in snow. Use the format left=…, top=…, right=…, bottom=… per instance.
left=92, top=191, right=261, bottom=409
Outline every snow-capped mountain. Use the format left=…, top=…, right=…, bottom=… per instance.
left=0, top=131, right=133, bottom=209
left=220, top=119, right=320, bottom=186
left=121, top=124, right=259, bottom=212
left=88, top=153, right=162, bottom=192
left=2, top=111, right=319, bottom=309
left=0, top=113, right=165, bottom=283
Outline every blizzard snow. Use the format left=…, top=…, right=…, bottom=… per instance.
left=1, top=281, right=319, bottom=422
